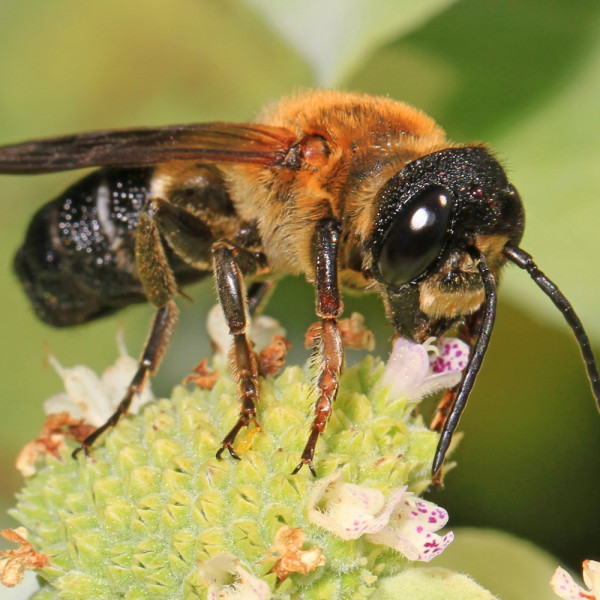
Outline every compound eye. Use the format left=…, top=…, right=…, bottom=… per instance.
left=377, top=185, right=453, bottom=288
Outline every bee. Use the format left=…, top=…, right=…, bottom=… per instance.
left=1, top=90, right=598, bottom=476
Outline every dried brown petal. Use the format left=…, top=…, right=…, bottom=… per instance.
left=305, top=313, right=374, bottom=351
left=338, top=313, right=375, bottom=351
left=264, top=526, right=325, bottom=581
left=183, top=358, right=219, bottom=390
left=0, top=528, right=49, bottom=587
left=15, top=412, right=95, bottom=477
left=258, top=336, right=291, bottom=376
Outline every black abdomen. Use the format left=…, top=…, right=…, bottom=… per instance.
left=15, top=167, right=206, bottom=326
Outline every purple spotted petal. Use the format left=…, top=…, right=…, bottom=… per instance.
left=550, top=566, right=594, bottom=600
left=366, top=493, right=454, bottom=562
left=381, top=337, right=470, bottom=402
left=430, top=338, right=470, bottom=374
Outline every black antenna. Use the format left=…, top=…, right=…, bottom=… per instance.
left=432, top=247, right=498, bottom=475
left=503, top=244, right=600, bottom=408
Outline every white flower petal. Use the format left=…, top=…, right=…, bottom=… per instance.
left=367, top=493, right=453, bottom=562
left=198, top=552, right=236, bottom=587
left=224, top=566, right=271, bottom=600
left=583, top=561, right=600, bottom=597
left=198, top=553, right=271, bottom=600
left=381, top=336, right=469, bottom=402
left=207, top=304, right=287, bottom=365
left=101, top=355, right=153, bottom=414
left=207, top=304, right=232, bottom=364
left=49, top=363, right=112, bottom=426
left=250, top=315, right=287, bottom=354
left=410, top=370, right=463, bottom=399
left=308, top=472, right=382, bottom=539
left=308, top=472, right=408, bottom=540
left=43, top=393, right=86, bottom=421
left=100, top=356, right=138, bottom=402
left=44, top=335, right=153, bottom=427
left=381, top=338, right=430, bottom=399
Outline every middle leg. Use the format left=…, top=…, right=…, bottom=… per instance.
left=212, top=240, right=269, bottom=460
left=293, top=218, right=344, bottom=476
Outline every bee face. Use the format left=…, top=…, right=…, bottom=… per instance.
left=368, top=146, right=525, bottom=342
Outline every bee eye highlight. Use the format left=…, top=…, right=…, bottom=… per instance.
left=377, top=185, right=453, bottom=288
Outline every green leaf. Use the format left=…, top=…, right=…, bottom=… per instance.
left=495, top=36, right=600, bottom=338
left=379, top=567, right=498, bottom=600
left=240, top=0, right=460, bottom=85
left=433, top=528, right=564, bottom=600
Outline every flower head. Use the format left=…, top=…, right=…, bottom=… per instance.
left=4, top=329, right=462, bottom=598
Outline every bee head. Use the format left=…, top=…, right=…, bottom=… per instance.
left=369, top=145, right=524, bottom=341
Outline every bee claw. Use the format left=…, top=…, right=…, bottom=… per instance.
left=292, top=459, right=317, bottom=477
left=216, top=444, right=241, bottom=461
left=71, top=443, right=90, bottom=460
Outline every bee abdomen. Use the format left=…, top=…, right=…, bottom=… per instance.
left=15, top=168, right=153, bottom=326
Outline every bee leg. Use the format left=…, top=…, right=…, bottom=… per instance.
left=131, top=199, right=271, bottom=460
left=73, top=203, right=180, bottom=457
left=144, top=197, right=216, bottom=269
left=212, top=240, right=268, bottom=460
left=293, top=218, right=343, bottom=477
left=247, top=281, right=275, bottom=316
left=73, top=302, right=178, bottom=457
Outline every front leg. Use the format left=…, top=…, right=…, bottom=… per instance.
left=212, top=240, right=269, bottom=460
left=293, top=218, right=344, bottom=476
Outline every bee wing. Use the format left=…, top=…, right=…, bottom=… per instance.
left=0, top=123, right=298, bottom=174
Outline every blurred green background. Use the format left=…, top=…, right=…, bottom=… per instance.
left=0, top=0, right=598, bottom=582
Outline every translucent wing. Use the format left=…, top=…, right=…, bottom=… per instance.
left=0, top=123, right=297, bottom=174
